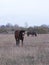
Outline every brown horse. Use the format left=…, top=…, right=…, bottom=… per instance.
left=15, top=30, right=25, bottom=46
left=27, top=31, right=37, bottom=36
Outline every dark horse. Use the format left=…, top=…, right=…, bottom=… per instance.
left=27, top=31, right=37, bottom=36
left=15, top=30, right=25, bottom=46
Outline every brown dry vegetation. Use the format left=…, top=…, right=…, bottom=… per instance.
left=0, top=34, right=49, bottom=65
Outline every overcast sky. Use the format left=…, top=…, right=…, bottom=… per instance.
left=0, top=0, right=49, bottom=26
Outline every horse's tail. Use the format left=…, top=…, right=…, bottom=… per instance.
left=15, top=30, right=19, bottom=39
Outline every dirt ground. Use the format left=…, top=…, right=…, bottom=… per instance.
left=0, top=34, right=49, bottom=65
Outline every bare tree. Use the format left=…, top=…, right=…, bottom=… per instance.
left=24, top=22, right=28, bottom=28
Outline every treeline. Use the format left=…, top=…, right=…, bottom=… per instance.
left=27, top=26, right=49, bottom=34
left=0, top=23, right=49, bottom=34
left=0, top=23, right=25, bottom=34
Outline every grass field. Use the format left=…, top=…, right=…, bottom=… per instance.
left=0, top=34, right=49, bottom=65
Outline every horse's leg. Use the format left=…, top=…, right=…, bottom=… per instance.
left=18, top=39, right=20, bottom=46
left=21, top=38, right=24, bottom=46
left=16, top=39, right=20, bottom=46
left=35, top=33, right=37, bottom=36
left=16, top=39, right=17, bottom=45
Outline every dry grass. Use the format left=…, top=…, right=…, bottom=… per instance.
left=0, top=34, right=49, bottom=65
